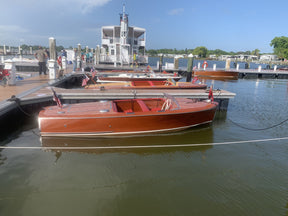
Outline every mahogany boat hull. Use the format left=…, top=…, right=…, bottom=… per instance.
left=98, top=76, right=182, bottom=82
left=38, top=98, right=217, bottom=137
left=85, top=81, right=207, bottom=90
left=194, top=70, right=239, bottom=79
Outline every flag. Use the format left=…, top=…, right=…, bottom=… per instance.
left=91, top=68, right=97, bottom=79
left=51, top=88, right=62, bottom=109
left=208, top=85, right=214, bottom=102
left=192, top=77, right=198, bottom=83
left=82, top=74, right=90, bottom=86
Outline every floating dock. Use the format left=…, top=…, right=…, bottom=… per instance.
left=0, top=66, right=235, bottom=114
left=0, top=65, right=236, bottom=139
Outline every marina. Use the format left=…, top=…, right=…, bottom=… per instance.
left=1, top=4, right=288, bottom=216
left=0, top=78, right=288, bottom=216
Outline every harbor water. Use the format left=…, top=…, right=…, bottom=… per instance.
left=0, top=59, right=288, bottom=215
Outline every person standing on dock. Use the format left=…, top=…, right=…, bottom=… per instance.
left=34, top=46, right=48, bottom=75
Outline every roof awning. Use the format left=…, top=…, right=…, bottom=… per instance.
left=102, top=26, right=145, bottom=38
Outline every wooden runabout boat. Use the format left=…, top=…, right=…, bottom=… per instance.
left=84, top=80, right=207, bottom=90
left=97, top=72, right=182, bottom=82
left=193, top=69, right=239, bottom=79
left=38, top=96, right=217, bottom=138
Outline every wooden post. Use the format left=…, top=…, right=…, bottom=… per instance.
left=49, top=37, right=57, bottom=79
left=3, top=45, right=6, bottom=55
left=78, top=44, right=81, bottom=58
left=174, top=57, right=179, bottom=70
left=4, top=60, right=16, bottom=85
left=49, top=37, right=57, bottom=60
left=95, top=45, right=100, bottom=65
left=77, top=44, right=82, bottom=69
left=186, top=57, right=193, bottom=82
left=225, top=59, right=231, bottom=70
left=159, top=54, right=163, bottom=72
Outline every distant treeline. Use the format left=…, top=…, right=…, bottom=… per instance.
left=146, top=47, right=264, bottom=58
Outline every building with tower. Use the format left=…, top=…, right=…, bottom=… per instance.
left=100, top=5, right=148, bottom=66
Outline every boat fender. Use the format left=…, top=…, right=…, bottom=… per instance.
left=202, top=61, right=208, bottom=68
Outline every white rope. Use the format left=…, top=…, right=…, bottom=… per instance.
left=0, top=137, right=287, bottom=150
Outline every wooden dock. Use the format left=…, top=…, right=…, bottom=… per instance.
left=0, top=65, right=235, bottom=119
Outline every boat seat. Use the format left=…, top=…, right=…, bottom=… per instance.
left=112, top=102, right=118, bottom=112
left=137, top=100, right=150, bottom=112
left=124, top=109, right=133, bottom=113
left=148, top=81, right=154, bottom=86
left=150, top=107, right=162, bottom=112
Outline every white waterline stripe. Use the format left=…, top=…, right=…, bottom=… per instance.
left=0, top=137, right=287, bottom=150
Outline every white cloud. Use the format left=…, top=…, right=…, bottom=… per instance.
left=0, top=25, right=29, bottom=33
left=3, top=0, right=112, bottom=14
left=79, top=0, right=112, bottom=13
left=47, top=0, right=112, bottom=14
left=168, top=8, right=184, bottom=16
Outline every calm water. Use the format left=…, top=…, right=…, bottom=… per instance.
left=1, top=78, right=288, bottom=215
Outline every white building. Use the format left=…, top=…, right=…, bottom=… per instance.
left=259, top=54, right=278, bottom=61
left=100, top=5, right=148, bottom=65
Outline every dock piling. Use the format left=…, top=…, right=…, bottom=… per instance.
left=95, top=45, right=100, bottom=65
left=49, top=37, right=57, bottom=79
left=174, top=57, right=179, bottom=70
left=159, top=54, right=163, bottom=72
left=4, top=60, right=16, bottom=85
left=77, top=44, right=82, bottom=70
left=225, top=59, right=231, bottom=70
left=186, top=57, right=193, bottom=82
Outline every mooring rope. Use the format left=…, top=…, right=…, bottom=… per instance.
left=228, top=117, right=288, bottom=131
left=0, top=136, right=287, bottom=150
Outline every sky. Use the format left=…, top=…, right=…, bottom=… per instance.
left=1, top=0, right=288, bottom=53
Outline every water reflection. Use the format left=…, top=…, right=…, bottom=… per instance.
left=41, top=125, right=215, bottom=156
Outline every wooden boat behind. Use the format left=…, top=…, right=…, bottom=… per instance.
left=193, top=69, right=239, bottom=80
left=38, top=97, right=217, bottom=137
left=85, top=80, right=207, bottom=90
left=97, top=72, right=182, bottom=82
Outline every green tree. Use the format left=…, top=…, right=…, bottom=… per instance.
left=270, top=36, right=288, bottom=59
left=251, top=49, right=260, bottom=57
left=192, top=46, right=208, bottom=58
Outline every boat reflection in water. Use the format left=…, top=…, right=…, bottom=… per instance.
left=40, top=124, right=214, bottom=155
